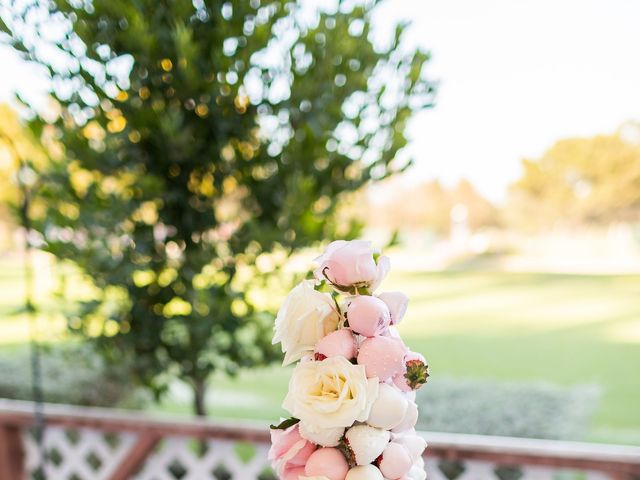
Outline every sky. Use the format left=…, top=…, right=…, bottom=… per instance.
left=2, top=0, right=640, bottom=202
left=375, top=0, right=640, bottom=201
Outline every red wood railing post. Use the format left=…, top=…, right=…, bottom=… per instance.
left=109, top=433, right=160, bottom=480
left=0, top=425, right=26, bottom=480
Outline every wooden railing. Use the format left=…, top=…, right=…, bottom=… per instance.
left=0, top=399, right=639, bottom=479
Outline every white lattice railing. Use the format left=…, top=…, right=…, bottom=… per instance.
left=1, top=399, right=639, bottom=480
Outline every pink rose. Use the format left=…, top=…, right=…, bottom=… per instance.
left=269, top=423, right=317, bottom=476
left=314, top=240, right=390, bottom=293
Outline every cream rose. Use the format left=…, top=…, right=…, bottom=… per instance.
left=282, top=356, right=379, bottom=430
left=273, top=280, right=341, bottom=365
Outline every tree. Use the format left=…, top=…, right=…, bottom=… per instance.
left=363, top=178, right=497, bottom=235
left=0, top=103, right=50, bottom=249
left=508, top=126, right=640, bottom=230
left=1, top=0, right=434, bottom=414
left=451, top=179, right=498, bottom=232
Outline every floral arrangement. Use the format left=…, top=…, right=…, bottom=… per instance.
left=269, top=240, right=429, bottom=480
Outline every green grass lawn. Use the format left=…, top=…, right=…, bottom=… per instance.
left=1, top=256, right=639, bottom=444
left=394, top=271, right=640, bottom=444
left=157, top=271, right=640, bottom=445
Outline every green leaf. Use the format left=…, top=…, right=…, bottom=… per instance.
left=269, top=417, right=300, bottom=430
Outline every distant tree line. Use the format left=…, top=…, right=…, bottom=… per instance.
left=363, top=122, right=640, bottom=236
left=507, top=122, right=640, bottom=231
left=363, top=178, right=498, bottom=235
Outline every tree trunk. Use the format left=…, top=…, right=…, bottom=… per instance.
left=193, top=379, right=208, bottom=417
left=193, top=379, right=209, bottom=455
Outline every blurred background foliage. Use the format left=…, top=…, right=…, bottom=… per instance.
left=0, top=0, right=434, bottom=414
left=363, top=123, right=640, bottom=235
left=507, top=125, right=640, bottom=230
left=0, top=104, right=49, bottom=249
left=0, top=0, right=639, bottom=447
left=0, top=342, right=149, bottom=408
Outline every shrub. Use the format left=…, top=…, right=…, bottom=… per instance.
left=0, top=343, right=147, bottom=408
left=416, top=377, right=600, bottom=440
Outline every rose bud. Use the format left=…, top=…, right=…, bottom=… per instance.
left=313, top=240, right=390, bottom=293
left=378, top=442, right=413, bottom=479
left=392, top=352, right=430, bottom=391
left=367, top=383, right=408, bottom=430
left=344, top=425, right=390, bottom=466
left=392, top=430, right=427, bottom=462
left=378, top=291, right=409, bottom=325
left=345, top=465, right=385, bottom=480
left=346, top=296, right=391, bottom=337
left=392, top=400, right=418, bottom=433
left=305, top=447, right=349, bottom=480
left=357, top=336, right=407, bottom=381
left=315, top=329, right=358, bottom=361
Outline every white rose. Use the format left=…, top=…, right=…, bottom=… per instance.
left=282, top=356, right=379, bottom=429
left=299, top=421, right=345, bottom=447
left=273, top=280, right=341, bottom=365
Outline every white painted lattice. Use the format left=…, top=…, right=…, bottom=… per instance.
left=425, top=458, right=616, bottom=480
left=22, top=425, right=137, bottom=479
left=21, top=426, right=275, bottom=480
left=133, top=437, right=273, bottom=480
left=16, top=423, right=627, bottom=480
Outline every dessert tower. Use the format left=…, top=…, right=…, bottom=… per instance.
left=269, top=240, right=429, bottom=480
